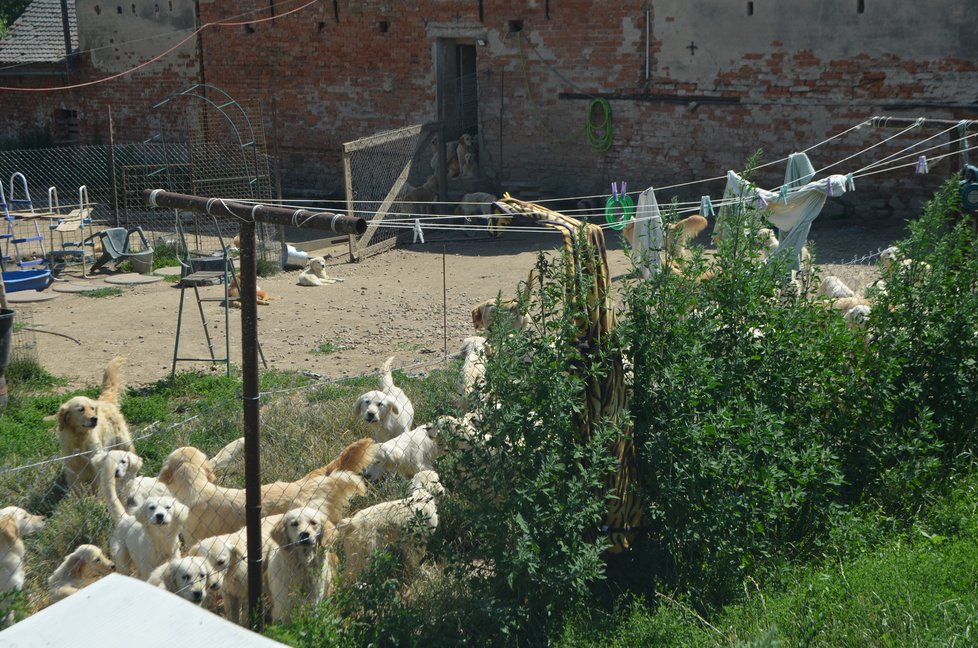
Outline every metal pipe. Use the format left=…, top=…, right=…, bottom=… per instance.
left=238, top=222, right=263, bottom=631
left=643, top=3, right=651, bottom=82
left=143, top=189, right=367, bottom=235
left=870, top=115, right=976, bottom=130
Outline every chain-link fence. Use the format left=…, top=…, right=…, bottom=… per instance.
left=0, top=353, right=466, bottom=628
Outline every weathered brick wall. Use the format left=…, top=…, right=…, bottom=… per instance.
left=2, top=0, right=975, bottom=218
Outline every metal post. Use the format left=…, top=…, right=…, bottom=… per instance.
left=238, top=221, right=263, bottom=630
left=144, top=188, right=366, bottom=631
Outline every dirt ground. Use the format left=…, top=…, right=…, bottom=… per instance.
left=9, top=215, right=909, bottom=392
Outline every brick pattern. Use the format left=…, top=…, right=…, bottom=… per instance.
left=0, top=1, right=974, bottom=216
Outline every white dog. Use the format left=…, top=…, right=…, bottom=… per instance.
left=363, top=423, right=439, bottom=481
left=818, top=275, right=856, bottom=299
left=0, top=507, right=46, bottom=625
left=455, top=192, right=497, bottom=237
left=148, top=556, right=215, bottom=605
left=109, top=494, right=189, bottom=579
left=94, top=449, right=171, bottom=519
left=47, top=544, right=115, bottom=603
left=458, top=335, right=488, bottom=400
left=187, top=532, right=248, bottom=624
left=266, top=506, right=338, bottom=623
left=338, top=470, right=444, bottom=580
left=297, top=256, right=339, bottom=286
left=355, top=356, right=415, bottom=442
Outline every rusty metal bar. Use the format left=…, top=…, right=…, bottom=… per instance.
left=143, top=189, right=367, bottom=236
left=142, top=188, right=367, bottom=632
left=870, top=115, right=977, bottom=130
left=238, top=221, right=263, bottom=631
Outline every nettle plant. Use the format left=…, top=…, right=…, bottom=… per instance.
left=621, top=177, right=864, bottom=605
left=439, top=246, right=625, bottom=638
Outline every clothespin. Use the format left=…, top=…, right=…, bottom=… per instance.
left=778, top=184, right=789, bottom=204
left=846, top=173, right=855, bottom=191
left=413, top=218, right=425, bottom=244
left=915, top=155, right=929, bottom=175
left=611, top=181, right=619, bottom=200
left=699, top=195, right=715, bottom=218
left=826, top=177, right=834, bottom=197
left=757, top=193, right=768, bottom=209
left=621, top=181, right=628, bottom=199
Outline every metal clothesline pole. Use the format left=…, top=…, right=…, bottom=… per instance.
left=143, top=188, right=366, bottom=631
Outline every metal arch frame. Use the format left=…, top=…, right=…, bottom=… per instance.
left=151, top=83, right=266, bottom=200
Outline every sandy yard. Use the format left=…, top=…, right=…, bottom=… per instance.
left=6, top=216, right=908, bottom=392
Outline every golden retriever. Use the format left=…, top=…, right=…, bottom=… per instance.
left=147, top=555, right=215, bottom=605
left=229, top=272, right=276, bottom=307
left=47, top=544, right=115, bottom=603
left=337, top=470, right=443, bottom=580
left=57, top=356, right=134, bottom=495
left=399, top=175, right=439, bottom=215
left=297, top=256, right=338, bottom=286
left=188, top=532, right=249, bottom=624
left=158, top=446, right=367, bottom=546
left=303, top=437, right=377, bottom=480
left=94, top=449, right=172, bottom=521
left=354, top=356, right=415, bottom=442
left=109, top=494, right=189, bottom=579
left=266, top=506, right=339, bottom=623
left=0, top=507, right=46, bottom=624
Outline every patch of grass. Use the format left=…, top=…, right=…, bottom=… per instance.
left=78, top=287, right=123, bottom=298
left=4, top=356, right=66, bottom=390
left=310, top=341, right=348, bottom=355
left=256, top=257, right=279, bottom=277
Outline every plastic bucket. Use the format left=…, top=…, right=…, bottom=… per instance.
left=130, top=251, right=154, bottom=274
left=0, top=308, right=13, bottom=370
left=280, top=244, right=309, bottom=269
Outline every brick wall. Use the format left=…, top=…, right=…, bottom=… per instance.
left=1, top=0, right=976, bottom=218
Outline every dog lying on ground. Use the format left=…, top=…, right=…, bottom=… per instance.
left=47, top=544, right=115, bottom=603
left=266, top=506, right=339, bottom=623
left=57, top=356, right=134, bottom=495
left=354, top=356, right=415, bottom=442
left=297, top=256, right=339, bottom=286
left=338, top=470, right=444, bottom=581
left=818, top=275, right=856, bottom=299
left=148, top=555, right=216, bottom=605
left=228, top=272, right=277, bottom=307
left=158, top=446, right=367, bottom=546
left=0, top=506, right=46, bottom=624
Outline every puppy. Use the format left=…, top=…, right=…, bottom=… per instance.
left=354, top=356, right=415, bottom=442
left=429, top=136, right=460, bottom=178
left=458, top=335, right=488, bottom=400
left=188, top=533, right=248, bottom=624
left=471, top=299, right=533, bottom=332
left=94, top=449, right=171, bottom=520
left=229, top=272, right=276, bottom=306
left=158, top=446, right=366, bottom=546
left=148, top=556, right=214, bottom=605
left=0, top=507, right=46, bottom=624
left=303, top=437, right=378, bottom=480
left=455, top=133, right=474, bottom=170
left=266, top=506, right=338, bottom=624
left=57, top=356, right=134, bottom=495
left=338, top=470, right=444, bottom=581
left=47, top=544, right=115, bottom=603
left=363, top=423, right=439, bottom=481
left=460, top=152, right=479, bottom=178
left=297, top=256, right=338, bottom=286
left=818, top=275, right=856, bottom=299
left=454, top=192, right=497, bottom=237
left=844, top=304, right=872, bottom=329
left=109, top=494, right=189, bottom=579
left=399, top=175, right=439, bottom=215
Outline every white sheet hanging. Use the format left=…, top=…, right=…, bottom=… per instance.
left=628, top=187, right=665, bottom=279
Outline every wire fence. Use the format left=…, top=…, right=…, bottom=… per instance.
left=0, top=352, right=468, bottom=628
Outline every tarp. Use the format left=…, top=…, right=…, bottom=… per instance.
left=0, top=573, right=287, bottom=648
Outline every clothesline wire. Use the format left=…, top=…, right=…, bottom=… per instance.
left=168, top=116, right=971, bottom=226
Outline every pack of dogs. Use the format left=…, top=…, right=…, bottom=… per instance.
left=2, top=351, right=482, bottom=627
left=4, top=203, right=910, bottom=625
